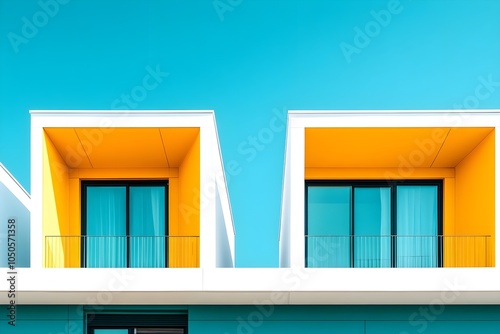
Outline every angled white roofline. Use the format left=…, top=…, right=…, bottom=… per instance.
left=0, top=163, right=30, bottom=209
left=0, top=163, right=31, bottom=268
left=210, top=112, right=236, bottom=235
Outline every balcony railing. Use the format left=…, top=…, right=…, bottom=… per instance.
left=305, top=235, right=492, bottom=268
left=45, top=236, right=200, bottom=268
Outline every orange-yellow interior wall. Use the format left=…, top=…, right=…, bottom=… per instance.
left=170, top=131, right=200, bottom=267
left=455, top=131, right=495, bottom=266
left=43, top=132, right=75, bottom=267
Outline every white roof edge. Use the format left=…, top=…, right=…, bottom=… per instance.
left=288, top=109, right=500, bottom=115
left=211, top=113, right=236, bottom=235
left=30, top=109, right=214, bottom=115
left=277, top=113, right=290, bottom=242
left=0, top=163, right=30, bottom=207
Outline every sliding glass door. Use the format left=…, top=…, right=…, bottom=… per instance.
left=306, top=186, right=351, bottom=267
left=353, top=187, right=391, bottom=268
left=129, top=186, right=166, bottom=268
left=83, top=181, right=168, bottom=268
left=86, top=186, right=127, bottom=268
left=396, top=185, right=439, bottom=268
left=306, top=181, right=441, bottom=268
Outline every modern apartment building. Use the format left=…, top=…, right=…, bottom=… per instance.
left=1, top=109, right=499, bottom=334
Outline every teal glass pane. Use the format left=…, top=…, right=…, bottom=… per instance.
left=94, top=330, right=129, bottom=334
left=86, top=186, right=127, bottom=268
left=129, top=186, right=166, bottom=268
left=307, top=186, right=351, bottom=268
left=354, top=187, right=391, bottom=268
left=397, top=185, right=438, bottom=268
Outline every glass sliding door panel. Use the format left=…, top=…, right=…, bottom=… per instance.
left=354, top=187, right=391, bottom=268
left=307, top=186, right=351, bottom=267
left=397, top=185, right=438, bottom=268
left=129, top=186, right=166, bottom=268
left=86, top=186, right=127, bottom=268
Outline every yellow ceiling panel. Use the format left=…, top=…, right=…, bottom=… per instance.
left=74, top=128, right=168, bottom=168
left=305, top=128, right=448, bottom=168
left=432, top=128, right=494, bottom=167
left=44, top=128, right=93, bottom=168
left=44, top=127, right=201, bottom=170
left=160, top=128, right=199, bottom=167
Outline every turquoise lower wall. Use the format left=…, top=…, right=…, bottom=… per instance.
left=189, top=305, right=500, bottom=334
left=2, top=305, right=500, bottom=334
left=0, top=305, right=83, bottom=334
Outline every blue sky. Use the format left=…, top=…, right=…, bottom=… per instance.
left=1, top=0, right=499, bottom=267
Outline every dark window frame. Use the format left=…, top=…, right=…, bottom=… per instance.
left=305, top=179, right=443, bottom=268
left=81, top=180, right=169, bottom=268
left=87, top=313, right=188, bottom=334
left=87, top=327, right=187, bottom=334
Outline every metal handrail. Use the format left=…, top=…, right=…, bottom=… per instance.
left=45, top=235, right=200, bottom=268
left=305, top=235, right=492, bottom=268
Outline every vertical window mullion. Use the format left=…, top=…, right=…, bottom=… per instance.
left=126, top=185, right=130, bottom=268
left=81, top=184, right=87, bottom=268
left=304, top=184, right=308, bottom=267
left=438, top=183, right=443, bottom=267
left=391, top=184, right=397, bottom=268
left=165, top=184, right=169, bottom=268
left=350, top=186, right=354, bottom=268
